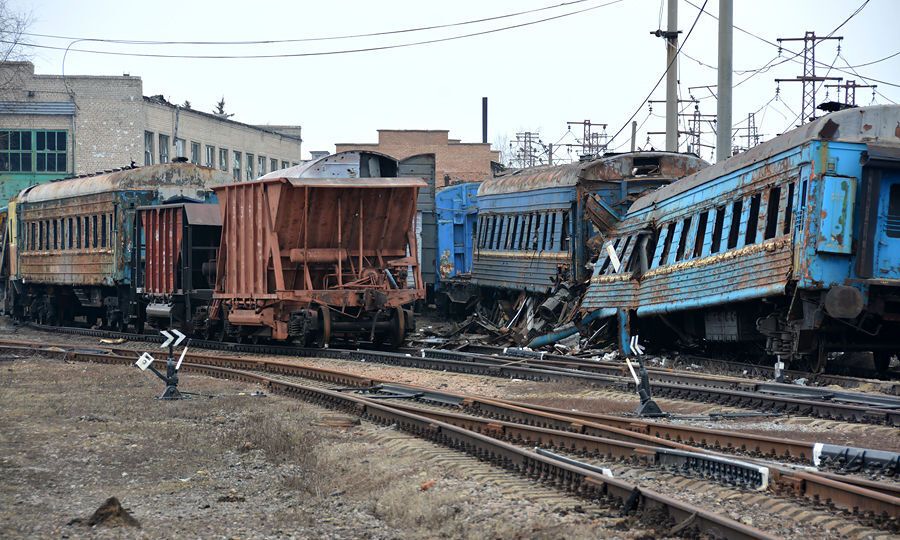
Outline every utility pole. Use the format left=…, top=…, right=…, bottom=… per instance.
left=824, top=79, right=877, bottom=106
left=775, top=31, right=843, bottom=124
left=716, top=0, right=733, bottom=163
left=736, top=112, right=763, bottom=153
left=630, top=120, right=637, bottom=152
left=652, top=1, right=680, bottom=152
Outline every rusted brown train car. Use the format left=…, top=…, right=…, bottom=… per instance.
left=210, top=175, right=425, bottom=346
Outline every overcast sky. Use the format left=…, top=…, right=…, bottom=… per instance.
left=16, top=0, right=900, bottom=162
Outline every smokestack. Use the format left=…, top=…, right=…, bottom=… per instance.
left=482, top=97, right=488, bottom=144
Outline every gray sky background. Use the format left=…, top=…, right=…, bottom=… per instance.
left=16, top=0, right=900, bottom=162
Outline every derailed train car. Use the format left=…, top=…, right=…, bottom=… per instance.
left=584, top=105, right=900, bottom=372
left=6, top=163, right=227, bottom=329
left=471, top=151, right=708, bottom=341
left=211, top=151, right=425, bottom=346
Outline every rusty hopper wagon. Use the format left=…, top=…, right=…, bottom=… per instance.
left=211, top=173, right=425, bottom=347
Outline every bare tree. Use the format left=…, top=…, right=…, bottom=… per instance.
left=0, top=0, right=30, bottom=63
left=213, top=97, right=234, bottom=119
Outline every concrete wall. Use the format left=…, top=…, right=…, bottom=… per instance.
left=336, top=129, right=499, bottom=187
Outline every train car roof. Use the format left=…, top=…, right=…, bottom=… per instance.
left=258, top=150, right=399, bottom=180
left=16, top=163, right=230, bottom=204
left=631, top=104, right=900, bottom=213
left=212, top=177, right=426, bottom=191
left=478, top=151, right=707, bottom=197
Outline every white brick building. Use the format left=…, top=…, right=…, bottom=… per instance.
left=0, top=62, right=302, bottom=203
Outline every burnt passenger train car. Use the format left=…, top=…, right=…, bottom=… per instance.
left=471, top=152, right=707, bottom=338
left=6, top=163, right=227, bottom=328
left=585, top=105, right=900, bottom=372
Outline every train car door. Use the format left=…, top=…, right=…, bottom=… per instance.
left=874, top=171, right=900, bottom=279
left=857, top=145, right=900, bottom=279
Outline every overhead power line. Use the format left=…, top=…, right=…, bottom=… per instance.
left=15, top=0, right=624, bottom=60
left=607, top=0, right=709, bottom=147
left=21, top=0, right=597, bottom=46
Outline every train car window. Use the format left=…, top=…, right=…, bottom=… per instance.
left=710, top=205, right=726, bottom=253
left=59, top=219, right=65, bottom=250
left=764, top=186, right=781, bottom=240
left=83, top=216, right=89, bottom=249
left=799, top=180, right=808, bottom=226
left=783, top=183, right=795, bottom=235
left=512, top=216, right=521, bottom=250
left=561, top=211, right=570, bottom=252
left=53, top=220, right=58, bottom=250
left=547, top=213, right=557, bottom=251
left=888, top=184, right=900, bottom=238
left=616, top=236, right=633, bottom=273
left=745, top=193, right=761, bottom=246
left=100, top=215, right=107, bottom=248
left=38, top=221, right=44, bottom=250
left=675, top=216, right=691, bottom=261
left=490, top=216, right=500, bottom=249
left=519, top=214, right=534, bottom=251
left=92, top=215, right=98, bottom=248
left=67, top=218, right=74, bottom=249
left=603, top=237, right=621, bottom=275
left=727, top=200, right=743, bottom=249
left=531, top=214, right=541, bottom=251
left=29, top=222, right=34, bottom=251
left=658, top=222, right=676, bottom=266
left=693, top=211, right=709, bottom=258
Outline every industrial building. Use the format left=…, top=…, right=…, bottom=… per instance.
left=0, top=61, right=303, bottom=203
left=336, top=129, right=499, bottom=187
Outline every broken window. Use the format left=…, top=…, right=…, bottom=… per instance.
left=727, top=199, right=743, bottom=250
left=710, top=205, right=726, bottom=253
left=531, top=214, right=541, bottom=251
left=247, top=153, right=255, bottom=181
left=888, top=184, right=900, bottom=238
left=206, top=145, right=215, bottom=168
left=159, top=134, right=170, bottom=164
left=521, top=214, right=531, bottom=250
left=232, top=151, right=242, bottom=181
left=219, top=148, right=228, bottom=172
left=764, top=186, right=781, bottom=240
left=693, top=211, right=709, bottom=258
left=675, top=216, right=692, bottom=261
left=783, top=182, right=795, bottom=235
left=658, top=222, right=676, bottom=266
left=561, top=211, right=570, bottom=251
left=546, top=212, right=557, bottom=250
left=745, top=193, right=761, bottom=246
left=258, top=155, right=267, bottom=176
left=144, top=131, right=154, bottom=166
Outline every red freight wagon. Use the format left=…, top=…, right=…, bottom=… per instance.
left=211, top=176, right=425, bottom=346
left=134, top=202, right=221, bottom=334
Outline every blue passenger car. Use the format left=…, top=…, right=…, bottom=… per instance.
left=585, top=105, right=900, bottom=372
left=471, top=152, right=707, bottom=337
left=433, top=182, right=479, bottom=312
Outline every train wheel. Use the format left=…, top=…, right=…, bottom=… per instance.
left=389, top=307, right=406, bottom=347
left=314, top=307, right=331, bottom=348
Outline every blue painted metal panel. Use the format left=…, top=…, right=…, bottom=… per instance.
left=435, top=183, right=478, bottom=289
left=817, top=174, right=856, bottom=254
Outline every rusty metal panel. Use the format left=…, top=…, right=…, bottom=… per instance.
left=213, top=176, right=425, bottom=306
left=139, top=206, right=183, bottom=295
left=183, top=203, right=221, bottom=226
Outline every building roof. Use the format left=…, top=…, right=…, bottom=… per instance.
left=143, top=96, right=302, bottom=141
left=630, top=104, right=900, bottom=212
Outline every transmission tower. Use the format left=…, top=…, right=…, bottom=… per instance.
left=775, top=31, right=843, bottom=124
left=565, top=120, right=608, bottom=158
left=510, top=132, right=542, bottom=168
left=824, top=79, right=877, bottom=106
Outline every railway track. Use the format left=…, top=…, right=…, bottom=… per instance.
left=12, top=323, right=900, bottom=426
left=457, top=344, right=900, bottom=395
left=6, top=339, right=898, bottom=534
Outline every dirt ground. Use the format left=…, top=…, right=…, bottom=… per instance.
left=1, top=355, right=673, bottom=539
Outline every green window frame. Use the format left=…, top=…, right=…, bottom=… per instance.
left=0, top=130, right=68, bottom=173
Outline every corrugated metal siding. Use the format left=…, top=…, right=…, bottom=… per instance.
left=471, top=253, right=566, bottom=292
left=140, top=207, right=183, bottom=295
left=637, top=237, right=793, bottom=312
left=0, top=101, right=75, bottom=115
left=400, top=155, right=436, bottom=287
